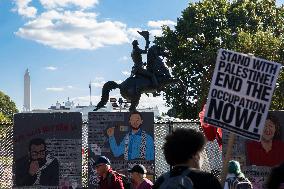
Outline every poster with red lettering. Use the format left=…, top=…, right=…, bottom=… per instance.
left=13, top=112, right=82, bottom=189
left=204, top=49, right=282, bottom=140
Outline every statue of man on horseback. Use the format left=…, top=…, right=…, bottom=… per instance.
left=130, top=31, right=158, bottom=88
left=94, top=31, right=178, bottom=111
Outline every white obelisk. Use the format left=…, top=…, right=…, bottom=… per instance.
left=23, top=69, right=31, bottom=112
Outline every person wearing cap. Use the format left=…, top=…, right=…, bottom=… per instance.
left=128, top=164, right=153, bottom=189
left=224, top=160, right=252, bottom=189
left=94, top=156, right=124, bottom=189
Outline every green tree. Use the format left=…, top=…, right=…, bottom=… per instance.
left=155, top=0, right=284, bottom=119
left=0, top=91, right=18, bottom=124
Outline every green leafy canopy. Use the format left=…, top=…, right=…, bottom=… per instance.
left=155, top=0, right=284, bottom=119
left=0, top=91, right=18, bottom=124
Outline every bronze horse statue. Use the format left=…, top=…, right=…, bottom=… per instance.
left=94, top=45, right=179, bottom=111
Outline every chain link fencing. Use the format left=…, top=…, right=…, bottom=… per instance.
left=1, top=120, right=222, bottom=188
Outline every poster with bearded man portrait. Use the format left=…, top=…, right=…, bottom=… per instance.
left=88, top=111, right=155, bottom=187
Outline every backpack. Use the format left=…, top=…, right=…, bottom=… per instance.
left=226, top=176, right=252, bottom=189
left=158, top=168, right=194, bottom=189
left=108, top=171, right=132, bottom=189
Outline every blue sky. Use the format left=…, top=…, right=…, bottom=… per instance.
left=1, top=0, right=283, bottom=112
left=0, top=0, right=190, bottom=112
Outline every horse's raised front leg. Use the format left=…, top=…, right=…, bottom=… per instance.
left=129, top=93, right=141, bottom=112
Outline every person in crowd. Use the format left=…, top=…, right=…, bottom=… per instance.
left=128, top=164, right=153, bottom=189
left=15, top=138, right=59, bottom=186
left=152, top=128, right=222, bottom=189
left=224, top=160, right=252, bottom=189
left=107, top=111, right=154, bottom=160
left=246, top=113, right=284, bottom=166
left=266, top=162, right=284, bottom=189
left=94, top=155, right=124, bottom=189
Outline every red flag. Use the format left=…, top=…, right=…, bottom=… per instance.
left=199, top=105, right=222, bottom=149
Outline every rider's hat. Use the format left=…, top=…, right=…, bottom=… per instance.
left=132, top=40, right=139, bottom=46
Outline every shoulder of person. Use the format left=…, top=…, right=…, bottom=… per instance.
left=189, top=169, right=222, bottom=189
left=152, top=174, right=166, bottom=189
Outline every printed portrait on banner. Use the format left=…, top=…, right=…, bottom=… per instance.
left=13, top=112, right=82, bottom=189
left=88, top=111, right=155, bottom=188
left=223, top=111, right=284, bottom=189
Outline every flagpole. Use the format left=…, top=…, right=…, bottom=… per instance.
left=89, top=81, right=92, bottom=106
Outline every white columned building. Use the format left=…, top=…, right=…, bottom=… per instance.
left=23, top=69, right=31, bottom=112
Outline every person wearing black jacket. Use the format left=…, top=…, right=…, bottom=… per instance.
left=153, top=128, right=222, bottom=189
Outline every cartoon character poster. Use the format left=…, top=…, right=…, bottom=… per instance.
left=222, top=111, right=284, bottom=189
left=88, top=112, right=155, bottom=188
left=13, top=112, right=82, bottom=189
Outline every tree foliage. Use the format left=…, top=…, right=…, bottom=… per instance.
left=0, top=91, right=18, bottom=124
left=155, top=0, right=284, bottom=119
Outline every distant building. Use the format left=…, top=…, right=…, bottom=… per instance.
left=32, top=97, right=160, bottom=122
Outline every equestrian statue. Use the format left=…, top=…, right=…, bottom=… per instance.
left=94, top=31, right=179, bottom=111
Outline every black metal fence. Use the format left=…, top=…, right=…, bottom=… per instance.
left=0, top=120, right=222, bottom=188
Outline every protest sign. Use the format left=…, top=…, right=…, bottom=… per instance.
left=204, top=49, right=282, bottom=140
left=13, top=112, right=82, bottom=189
left=88, top=112, right=155, bottom=188
left=222, top=111, right=284, bottom=189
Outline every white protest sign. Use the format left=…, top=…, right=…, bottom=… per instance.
left=204, top=49, right=282, bottom=140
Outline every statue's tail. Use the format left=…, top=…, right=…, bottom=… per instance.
left=93, top=81, right=120, bottom=111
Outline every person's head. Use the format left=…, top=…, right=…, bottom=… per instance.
left=129, top=111, right=143, bottom=131
left=228, top=160, right=244, bottom=178
left=132, top=40, right=139, bottom=47
left=94, top=156, right=111, bottom=177
left=128, top=164, right=147, bottom=182
left=163, top=128, right=206, bottom=169
left=262, top=113, right=281, bottom=141
left=29, top=138, right=46, bottom=162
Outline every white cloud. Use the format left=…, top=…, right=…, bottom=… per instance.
left=115, top=80, right=123, bottom=84
left=46, top=85, right=74, bottom=91
left=46, top=87, right=64, bottom=91
left=94, top=77, right=104, bottom=81
left=44, top=66, right=57, bottom=70
left=13, top=2, right=175, bottom=50
left=148, top=20, right=176, bottom=28
left=122, top=71, right=130, bottom=76
left=91, top=81, right=105, bottom=88
left=13, top=0, right=37, bottom=18
left=138, top=93, right=170, bottom=113
left=16, top=10, right=133, bottom=50
left=72, top=94, right=114, bottom=106
left=147, top=20, right=176, bottom=37
left=149, top=29, right=163, bottom=37
left=39, top=0, right=99, bottom=9
left=118, top=56, right=130, bottom=62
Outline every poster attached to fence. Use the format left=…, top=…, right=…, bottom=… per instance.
left=13, top=112, right=82, bottom=189
left=204, top=49, right=282, bottom=140
left=88, top=111, right=155, bottom=188
left=222, top=111, right=284, bottom=189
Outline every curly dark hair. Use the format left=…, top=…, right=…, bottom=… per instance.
left=163, top=128, right=206, bottom=166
